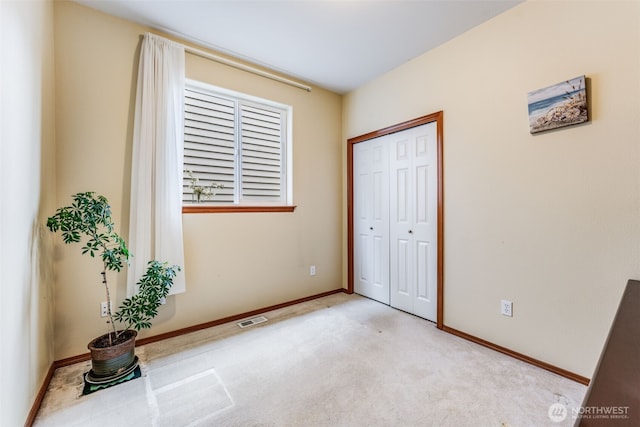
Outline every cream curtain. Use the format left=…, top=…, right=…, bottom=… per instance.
left=127, top=33, right=186, bottom=296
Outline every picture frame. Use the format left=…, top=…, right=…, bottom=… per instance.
left=527, top=75, right=588, bottom=134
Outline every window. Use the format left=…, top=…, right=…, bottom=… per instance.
left=183, top=80, right=292, bottom=208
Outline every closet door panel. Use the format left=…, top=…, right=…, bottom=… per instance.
left=411, top=123, right=438, bottom=321
left=353, top=138, right=390, bottom=304
left=390, top=135, right=414, bottom=313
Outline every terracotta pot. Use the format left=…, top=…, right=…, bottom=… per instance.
left=87, top=330, right=137, bottom=377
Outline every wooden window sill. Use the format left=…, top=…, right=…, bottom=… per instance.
left=182, top=205, right=297, bottom=214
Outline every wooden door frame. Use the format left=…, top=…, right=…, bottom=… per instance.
left=347, top=111, right=444, bottom=329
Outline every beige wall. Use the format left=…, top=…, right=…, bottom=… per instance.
left=53, top=2, right=343, bottom=359
left=343, top=0, right=640, bottom=378
left=0, top=0, right=57, bottom=425
left=17, top=2, right=637, bottom=412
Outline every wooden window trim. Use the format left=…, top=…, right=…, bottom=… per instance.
left=183, top=205, right=296, bottom=214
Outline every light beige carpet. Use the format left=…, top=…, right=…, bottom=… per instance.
left=34, top=293, right=586, bottom=426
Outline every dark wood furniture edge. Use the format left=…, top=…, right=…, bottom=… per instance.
left=575, top=279, right=640, bottom=426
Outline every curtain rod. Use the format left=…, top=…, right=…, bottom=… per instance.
left=183, top=45, right=312, bottom=92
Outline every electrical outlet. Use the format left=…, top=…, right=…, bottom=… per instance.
left=101, top=301, right=109, bottom=317
left=501, top=300, right=513, bottom=317
left=310, top=265, right=316, bottom=276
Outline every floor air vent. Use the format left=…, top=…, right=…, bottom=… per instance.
left=237, top=316, right=268, bottom=328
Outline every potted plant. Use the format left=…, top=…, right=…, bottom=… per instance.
left=47, top=192, right=180, bottom=381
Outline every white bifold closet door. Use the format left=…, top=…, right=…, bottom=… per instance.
left=353, top=122, right=438, bottom=322
left=353, top=136, right=390, bottom=304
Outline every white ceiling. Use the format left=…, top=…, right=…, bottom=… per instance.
left=75, top=0, right=523, bottom=94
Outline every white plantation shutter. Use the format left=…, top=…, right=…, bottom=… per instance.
left=240, top=104, right=284, bottom=201
left=183, top=81, right=290, bottom=205
left=183, top=88, right=235, bottom=203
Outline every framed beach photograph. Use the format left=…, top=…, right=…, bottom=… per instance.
left=527, top=75, right=588, bottom=134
